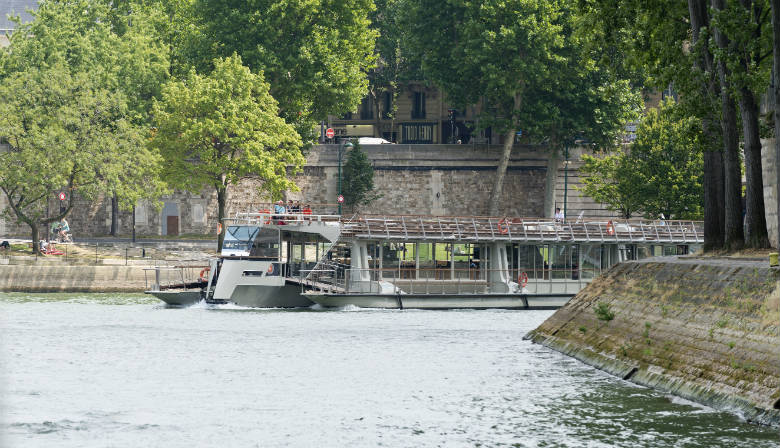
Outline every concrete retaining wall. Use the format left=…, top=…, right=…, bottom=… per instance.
left=526, top=259, right=780, bottom=426
left=0, top=265, right=151, bottom=292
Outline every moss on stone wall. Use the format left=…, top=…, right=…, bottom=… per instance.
left=527, top=259, right=780, bottom=426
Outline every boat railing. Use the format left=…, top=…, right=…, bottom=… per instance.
left=300, top=266, right=592, bottom=296
left=340, top=215, right=703, bottom=243
left=226, top=211, right=342, bottom=226
left=143, top=265, right=208, bottom=291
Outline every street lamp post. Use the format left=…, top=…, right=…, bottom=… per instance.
left=337, top=139, right=353, bottom=215
left=563, top=142, right=570, bottom=221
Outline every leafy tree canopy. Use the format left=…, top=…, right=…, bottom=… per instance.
left=0, top=0, right=166, bottom=252
left=192, top=0, right=378, bottom=138
left=151, top=55, right=305, bottom=248
left=579, top=100, right=703, bottom=220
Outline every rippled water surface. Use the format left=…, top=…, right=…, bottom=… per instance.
left=1, top=293, right=777, bottom=447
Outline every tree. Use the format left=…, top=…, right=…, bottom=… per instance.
left=579, top=0, right=744, bottom=250
left=399, top=0, right=639, bottom=215
left=711, top=0, right=772, bottom=248
left=579, top=154, right=645, bottom=219
left=151, top=55, right=305, bottom=250
left=579, top=101, right=704, bottom=220
left=772, top=0, right=780, bottom=249
left=192, top=0, right=377, bottom=139
left=342, top=141, right=379, bottom=212
left=0, top=0, right=166, bottom=254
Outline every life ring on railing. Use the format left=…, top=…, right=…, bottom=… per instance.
left=267, top=264, right=275, bottom=274
left=260, top=209, right=271, bottom=224
left=199, top=267, right=211, bottom=282
left=606, top=220, right=615, bottom=236
left=518, top=271, right=528, bottom=287
left=497, top=218, right=509, bottom=235
left=217, top=223, right=223, bottom=235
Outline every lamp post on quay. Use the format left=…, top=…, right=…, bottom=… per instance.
left=563, top=142, right=570, bottom=221
left=337, top=139, right=353, bottom=215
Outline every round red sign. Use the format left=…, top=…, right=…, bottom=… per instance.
left=337, top=194, right=344, bottom=203
left=58, top=192, right=66, bottom=201
left=325, top=128, right=335, bottom=139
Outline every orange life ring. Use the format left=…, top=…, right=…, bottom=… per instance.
left=217, top=223, right=223, bottom=235
left=267, top=264, right=274, bottom=274
left=518, top=271, right=528, bottom=287
left=260, top=209, right=271, bottom=224
left=606, top=220, right=615, bottom=236
left=199, top=267, right=211, bottom=282
left=497, top=218, right=509, bottom=235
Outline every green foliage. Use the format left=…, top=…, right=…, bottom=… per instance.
left=151, top=55, right=304, bottom=247
left=594, top=302, right=615, bottom=322
left=342, top=141, right=379, bottom=211
left=0, top=0, right=166, bottom=251
left=399, top=0, right=640, bottom=147
left=579, top=100, right=704, bottom=219
left=193, top=0, right=378, bottom=139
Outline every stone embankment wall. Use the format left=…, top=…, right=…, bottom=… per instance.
left=527, top=258, right=780, bottom=426
left=0, top=265, right=150, bottom=292
left=1, top=144, right=558, bottom=238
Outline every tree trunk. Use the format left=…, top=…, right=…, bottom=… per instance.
left=772, top=0, right=780, bottom=249
left=217, top=186, right=226, bottom=252
left=31, top=222, right=40, bottom=255
left=543, top=147, right=560, bottom=218
left=689, top=0, right=725, bottom=250
left=110, top=192, right=118, bottom=236
left=738, top=88, right=770, bottom=247
left=488, top=93, right=522, bottom=215
left=488, top=128, right=516, bottom=215
left=712, top=0, right=745, bottom=250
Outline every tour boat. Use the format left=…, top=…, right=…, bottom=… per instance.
left=146, top=211, right=703, bottom=310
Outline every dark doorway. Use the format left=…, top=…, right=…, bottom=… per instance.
left=166, top=216, right=179, bottom=236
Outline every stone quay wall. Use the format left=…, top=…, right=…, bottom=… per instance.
left=1, top=144, right=550, bottom=238
left=526, top=258, right=780, bottom=426
left=0, top=265, right=150, bottom=292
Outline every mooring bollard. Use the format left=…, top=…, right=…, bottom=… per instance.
left=770, top=252, right=779, bottom=267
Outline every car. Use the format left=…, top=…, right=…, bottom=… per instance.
left=357, top=137, right=395, bottom=144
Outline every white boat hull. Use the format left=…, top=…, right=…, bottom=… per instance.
left=304, top=293, right=572, bottom=310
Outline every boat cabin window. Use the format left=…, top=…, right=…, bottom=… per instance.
left=222, top=226, right=279, bottom=259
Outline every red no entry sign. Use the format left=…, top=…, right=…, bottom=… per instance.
left=337, top=194, right=344, bottom=203
left=326, top=128, right=335, bottom=139
left=58, top=192, right=66, bottom=201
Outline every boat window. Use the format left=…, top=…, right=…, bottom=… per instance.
left=249, top=227, right=280, bottom=259
left=242, top=270, right=264, bottom=277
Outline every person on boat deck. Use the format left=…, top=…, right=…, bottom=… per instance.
left=554, top=208, right=564, bottom=223
left=292, top=200, right=301, bottom=213
left=274, top=200, right=286, bottom=224
left=303, top=204, right=312, bottom=215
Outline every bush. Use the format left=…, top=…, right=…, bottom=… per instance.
left=594, top=302, right=615, bottom=322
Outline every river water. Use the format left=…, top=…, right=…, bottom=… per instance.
left=0, top=293, right=777, bottom=447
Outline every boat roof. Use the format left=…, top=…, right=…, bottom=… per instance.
left=226, top=212, right=703, bottom=245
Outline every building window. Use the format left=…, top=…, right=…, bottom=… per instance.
left=382, top=91, right=393, bottom=119
left=341, top=111, right=353, bottom=120
left=360, top=96, right=374, bottom=120
left=411, top=92, right=426, bottom=119
left=401, top=123, right=435, bottom=144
